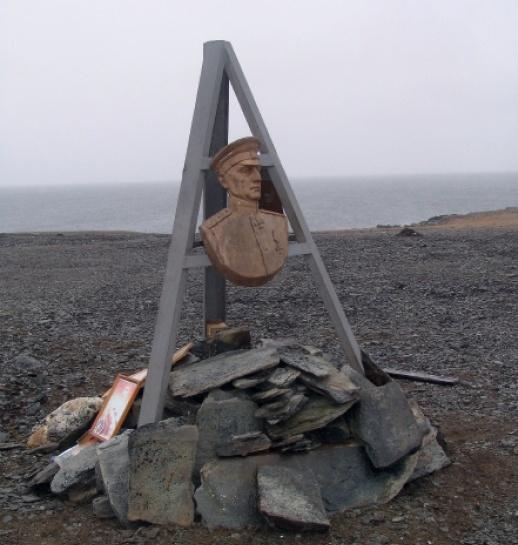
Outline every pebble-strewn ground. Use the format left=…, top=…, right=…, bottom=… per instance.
left=0, top=226, right=517, bottom=545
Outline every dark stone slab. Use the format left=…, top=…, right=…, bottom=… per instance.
left=97, top=431, right=131, bottom=524
left=28, top=462, right=59, bottom=490
left=266, top=397, right=357, bottom=440
left=410, top=427, right=451, bottom=481
left=316, top=417, right=352, bottom=444
left=127, top=420, right=198, bottom=526
left=51, top=443, right=98, bottom=494
left=347, top=380, right=425, bottom=468
left=280, top=437, right=321, bottom=453
left=299, top=369, right=359, bottom=404
left=170, top=348, right=280, bottom=398
left=252, top=388, right=291, bottom=403
left=216, top=432, right=271, bottom=457
left=280, top=352, right=333, bottom=377
left=258, top=465, right=329, bottom=531
left=263, top=367, right=300, bottom=388
left=195, top=444, right=418, bottom=529
left=195, top=393, right=260, bottom=473
left=92, top=495, right=115, bottom=519
left=271, top=434, right=305, bottom=449
left=256, top=393, right=308, bottom=422
left=232, top=374, right=268, bottom=389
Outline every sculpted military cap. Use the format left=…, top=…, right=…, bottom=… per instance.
left=211, top=136, right=261, bottom=175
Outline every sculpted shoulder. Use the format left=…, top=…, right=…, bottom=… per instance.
left=201, top=208, right=232, bottom=231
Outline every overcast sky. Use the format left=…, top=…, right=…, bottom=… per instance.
left=1, top=0, right=517, bottom=186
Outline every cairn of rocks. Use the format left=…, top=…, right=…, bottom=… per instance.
left=27, top=328, right=450, bottom=532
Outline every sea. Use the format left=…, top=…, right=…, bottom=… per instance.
left=1, top=173, right=517, bottom=234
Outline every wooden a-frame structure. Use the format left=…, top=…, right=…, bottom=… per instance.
left=138, top=41, right=363, bottom=426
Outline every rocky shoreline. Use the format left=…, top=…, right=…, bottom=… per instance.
left=0, top=223, right=517, bottom=544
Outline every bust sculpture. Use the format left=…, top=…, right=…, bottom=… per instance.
left=200, top=137, right=289, bottom=287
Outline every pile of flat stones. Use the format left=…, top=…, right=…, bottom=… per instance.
left=27, top=328, right=450, bottom=532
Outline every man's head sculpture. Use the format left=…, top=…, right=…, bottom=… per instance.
left=211, top=137, right=262, bottom=205
left=200, top=136, right=289, bottom=287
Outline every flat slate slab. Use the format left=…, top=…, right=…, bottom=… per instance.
left=299, top=369, right=359, bottom=404
left=195, top=391, right=260, bottom=473
left=266, top=397, right=357, bottom=440
left=97, top=431, right=131, bottom=523
left=280, top=352, right=333, bottom=377
left=217, top=432, right=271, bottom=457
left=127, top=420, right=198, bottom=526
left=258, top=465, right=329, bottom=531
left=195, top=444, right=418, bottom=529
left=263, top=367, right=300, bottom=388
left=348, top=380, right=425, bottom=468
left=170, top=348, right=280, bottom=398
left=51, top=443, right=98, bottom=494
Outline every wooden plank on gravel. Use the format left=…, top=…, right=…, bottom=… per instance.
left=170, top=348, right=280, bottom=397
left=383, top=368, right=459, bottom=385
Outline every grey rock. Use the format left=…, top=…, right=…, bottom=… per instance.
left=0, top=431, right=8, bottom=443
left=266, top=396, right=357, bottom=439
left=280, top=352, right=333, bottom=377
left=12, top=354, right=47, bottom=374
left=97, top=431, right=131, bottom=523
left=348, top=380, right=425, bottom=468
left=271, top=434, right=305, bottom=449
left=263, top=367, right=300, bottom=388
left=195, top=444, right=418, bottom=529
left=232, top=375, right=268, bottom=389
left=280, top=437, right=321, bottom=453
left=299, top=369, right=359, bottom=404
left=195, top=392, right=260, bottom=473
left=258, top=465, right=329, bottom=531
left=217, top=432, right=271, bottom=457
left=252, top=388, right=291, bottom=403
left=28, top=462, right=59, bottom=489
left=301, top=346, right=323, bottom=356
left=316, top=417, right=352, bottom=444
left=68, top=484, right=98, bottom=504
left=92, top=495, right=115, bottom=519
left=409, top=427, right=451, bottom=481
left=51, top=443, right=98, bottom=494
left=170, top=348, right=280, bottom=398
left=258, top=394, right=309, bottom=424
left=127, top=420, right=198, bottom=526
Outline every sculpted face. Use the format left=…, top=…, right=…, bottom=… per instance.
left=219, top=160, right=262, bottom=202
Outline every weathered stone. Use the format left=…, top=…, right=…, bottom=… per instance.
left=170, top=348, right=280, bottom=398
left=280, top=352, right=333, bottom=377
left=263, top=367, right=300, bottom=388
left=27, top=397, right=102, bottom=449
left=316, top=417, right=352, bottom=444
left=266, top=397, right=357, bottom=439
left=28, top=462, right=59, bottom=490
left=68, top=484, right=98, bottom=504
left=195, top=455, right=278, bottom=529
left=195, top=394, right=260, bottom=473
left=271, top=434, right=305, bottom=449
left=217, top=432, right=271, bottom=457
left=92, top=495, right=115, bottom=519
left=232, top=374, right=268, bottom=389
left=347, top=380, right=424, bottom=468
left=280, top=437, right=321, bottom=453
left=301, top=346, right=323, bottom=356
left=255, top=396, right=291, bottom=419
left=299, top=369, right=359, bottom=404
left=252, top=388, right=291, bottom=403
left=127, top=421, right=198, bottom=526
left=195, top=445, right=418, bottom=529
left=304, top=444, right=418, bottom=512
left=258, top=465, right=329, bottom=531
left=258, top=393, right=309, bottom=423
left=97, top=431, right=131, bottom=523
left=191, top=327, right=251, bottom=359
left=51, top=443, right=98, bottom=494
left=410, top=427, right=451, bottom=481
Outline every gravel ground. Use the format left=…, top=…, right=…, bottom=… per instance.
left=0, top=227, right=517, bottom=545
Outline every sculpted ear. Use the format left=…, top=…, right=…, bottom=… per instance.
left=218, top=174, right=229, bottom=189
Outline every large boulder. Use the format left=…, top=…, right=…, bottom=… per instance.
left=27, top=397, right=102, bottom=449
left=127, top=419, right=198, bottom=527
